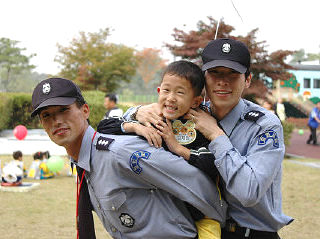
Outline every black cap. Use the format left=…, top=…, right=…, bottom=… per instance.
left=201, top=38, right=250, bottom=73
left=31, top=78, right=85, bottom=117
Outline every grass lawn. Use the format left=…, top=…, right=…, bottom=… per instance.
left=0, top=155, right=319, bottom=239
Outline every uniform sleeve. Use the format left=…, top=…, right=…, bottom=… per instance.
left=209, top=122, right=285, bottom=207
left=122, top=106, right=138, bottom=121
left=115, top=145, right=227, bottom=223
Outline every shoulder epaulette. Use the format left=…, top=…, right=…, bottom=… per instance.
left=96, top=136, right=114, bottom=151
left=244, top=110, right=265, bottom=122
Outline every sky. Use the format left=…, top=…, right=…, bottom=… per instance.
left=1, top=0, right=319, bottom=74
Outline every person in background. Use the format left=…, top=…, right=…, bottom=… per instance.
left=103, top=93, right=123, bottom=119
left=1, top=150, right=24, bottom=186
left=275, top=98, right=286, bottom=122
left=307, top=101, right=320, bottom=145
left=27, top=151, right=42, bottom=179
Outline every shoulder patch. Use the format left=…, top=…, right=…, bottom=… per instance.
left=244, top=111, right=265, bottom=122
left=258, top=130, right=279, bottom=148
left=96, top=136, right=114, bottom=151
left=130, top=150, right=151, bottom=174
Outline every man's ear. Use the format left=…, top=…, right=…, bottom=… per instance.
left=245, top=73, right=252, bottom=88
left=191, top=95, right=203, bottom=108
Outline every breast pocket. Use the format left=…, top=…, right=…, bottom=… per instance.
left=99, top=191, right=146, bottom=233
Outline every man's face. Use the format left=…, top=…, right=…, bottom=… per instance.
left=39, top=103, right=89, bottom=150
left=205, top=66, right=251, bottom=114
left=104, top=97, right=115, bottom=110
left=158, top=74, right=201, bottom=120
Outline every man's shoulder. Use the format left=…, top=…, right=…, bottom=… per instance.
left=243, top=100, right=281, bottom=127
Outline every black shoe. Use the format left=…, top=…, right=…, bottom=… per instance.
left=307, top=140, right=311, bottom=144
left=313, top=143, right=319, bottom=146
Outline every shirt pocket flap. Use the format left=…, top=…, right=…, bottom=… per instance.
left=100, top=192, right=126, bottom=211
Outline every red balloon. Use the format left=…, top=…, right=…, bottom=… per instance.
left=13, top=125, right=28, bottom=140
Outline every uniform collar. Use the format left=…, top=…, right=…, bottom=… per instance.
left=219, top=99, right=245, bottom=136
left=71, top=125, right=95, bottom=172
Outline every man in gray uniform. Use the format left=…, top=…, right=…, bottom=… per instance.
left=30, top=77, right=226, bottom=239
left=125, top=39, right=293, bottom=239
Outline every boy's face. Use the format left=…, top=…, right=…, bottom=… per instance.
left=205, top=66, right=251, bottom=114
left=39, top=103, right=89, bottom=150
left=158, top=74, right=201, bottom=120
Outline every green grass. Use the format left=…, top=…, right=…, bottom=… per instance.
left=0, top=155, right=319, bottom=239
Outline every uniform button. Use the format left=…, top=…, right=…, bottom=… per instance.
left=97, top=204, right=101, bottom=209
left=150, top=189, right=154, bottom=193
left=112, top=227, right=117, bottom=232
left=111, top=206, right=116, bottom=211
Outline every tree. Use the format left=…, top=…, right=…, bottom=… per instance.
left=165, top=17, right=294, bottom=98
left=290, top=49, right=307, bottom=63
left=55, top=28, right=138, bottom=92
left=136, top=48, right=167, bottom=84
left=0, top=38, right=35, bottom=92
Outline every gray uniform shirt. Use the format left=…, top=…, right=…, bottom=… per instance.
left=72, top=126, right=226, bottom=239
left=210, top=99, right=293, bottom=231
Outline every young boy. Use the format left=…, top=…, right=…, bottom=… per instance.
left=1, top=150, right=25, bottom=186
left=98, top=60, right=226, bottom=239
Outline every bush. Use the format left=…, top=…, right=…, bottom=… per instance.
left=0, top=91, right=133, bottom=131
left=282, top=121, right=294, bottom=147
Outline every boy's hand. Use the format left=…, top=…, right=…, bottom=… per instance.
left=124, top=122, right=162, bottom=148
left=136, top=103, right=163, bottom=128
left=156, top=119, right=190, bottom=160
left=187, top=108, right=224, bottom=141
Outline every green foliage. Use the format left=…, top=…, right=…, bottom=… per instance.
left=0, top=38, right=36, bottom=92
left=55, top=28, right=138, bottom=92
left=309, top=96, right=320, bottom=104
left=0, top=91, right=131, bottom=131
left=282, top=121, right=295, bottom=147
left=0, top=93, right=40, bottom=130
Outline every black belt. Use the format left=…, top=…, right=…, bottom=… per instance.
left=224, top=219, right=278, bottom=238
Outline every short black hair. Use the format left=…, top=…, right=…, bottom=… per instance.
left=161, top=60, right=205, bottom=96
left=33, top=151, right=43, bottom=160
left=13, top=151, right=22, bottom=160
left=105, top=93, right=117, bottom=103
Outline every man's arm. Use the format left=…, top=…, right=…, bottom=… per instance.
left=97, top=117, right=162, bottom=148
left=115, top=142, right=227, bottom=223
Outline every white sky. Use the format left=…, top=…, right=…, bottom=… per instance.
left=1, top=0, right=319, bottom=74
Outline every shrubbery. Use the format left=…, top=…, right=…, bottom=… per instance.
left=0, top=91, right=131, bottom=131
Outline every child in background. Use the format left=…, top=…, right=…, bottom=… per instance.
left=1, top=151, right=25, bottom=186
left=28, top=151, right=42, bottom=179
left=98, top=60, right=226, bottom=239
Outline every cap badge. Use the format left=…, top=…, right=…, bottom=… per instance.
left=222, top=43, right=231, bottom=53
left=42, top=83, right=51, bottom=94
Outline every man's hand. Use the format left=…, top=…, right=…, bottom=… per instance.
left=186, top=108, right=225, bottom=141
left=136, top=103, right=163, bottom=128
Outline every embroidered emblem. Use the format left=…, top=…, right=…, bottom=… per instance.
left=258, top=130, right=279, bottom=148
left=119, top=213, right=135, bottom=228
left=130, top=150, right=151, bottom=174
left=222, top=43, right=231, bottom=53
left=244, top=111, right=265, bottom=122
left=172, top=120, right=196, bottom=145
left=96, top=136, right=114, bottom=150
left=42, top=83, right=51, bottom=94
